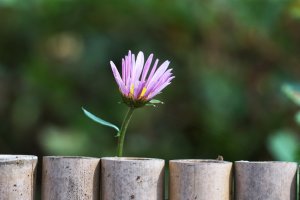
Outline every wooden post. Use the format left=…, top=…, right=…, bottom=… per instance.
left=0, top=155, right=37, bottom=200
left=42, top=156, right=100, bottom=200
left=101, top=157, right=165, bottom=200
left=169, top=159, right=232, bottom=200
left=235, top=161, right=297, bottom=200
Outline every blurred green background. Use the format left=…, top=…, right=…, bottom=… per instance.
left=1, top=0, right=300, bottom=162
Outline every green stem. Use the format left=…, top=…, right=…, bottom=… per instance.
left=117, top=107, right=135, bottom=157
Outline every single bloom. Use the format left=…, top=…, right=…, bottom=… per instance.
left=110, top=51, right=174, bottom=107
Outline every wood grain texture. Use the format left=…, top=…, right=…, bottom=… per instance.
left=101, top=157, right=165, bottom=200
left=0, top=155, right=37, bottom=200
left=234, top=161, right=297, bottom=200
left=42, top=156, right=100, bottom=200
left=169, top=159, right=232, bottom=200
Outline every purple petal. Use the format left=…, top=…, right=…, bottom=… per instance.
left=127, top=52, right=135, bottom=90
left=122, top=58, right=125, bottom=81
left=125, top=53, right=131, bottom=87
left=132, top=51, right=144, bottom=83
left=110, top=61, right=127, bottom=94
left=147, top=76, right=175, bottom=99
left=144, top=69, right=172, bottom=97
left=159, top=68, right=173, bottom=82
left=146, top=60, right=170, bottom=89
left=134, top=81, right=145, bottom=98
left=131, top=53, right=136, bottom=75
left=111, top=50, right=174, bottom=101
left=146, top=59, right=159, bottom=84
left=129, top=53, right=135, bottom=87
left=124, top=56, right=128, bottom=85
left=141, top=54, right=153, bottom=82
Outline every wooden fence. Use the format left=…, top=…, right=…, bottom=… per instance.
left=0, top=155, right=298, bottom=200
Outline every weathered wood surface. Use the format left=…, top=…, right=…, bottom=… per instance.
left=169, top=159, right=232, bottom=200
left=42, top=156, right=100, bottom=200
left=0, top=155, right=37, bottom=200
left=101, top=157, right=165, bottom=200
left=235, top=161, right=297, bottom=200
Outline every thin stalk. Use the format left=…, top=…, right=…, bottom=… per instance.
left=117, top=107, right=135, bottom=157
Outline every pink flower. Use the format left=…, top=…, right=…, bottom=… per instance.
left=110, top=51, right=174, bottom=107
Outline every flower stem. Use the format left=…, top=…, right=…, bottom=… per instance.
left=117, top=107, right=135, bottom=157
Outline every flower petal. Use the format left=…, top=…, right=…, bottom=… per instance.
left=125, top=52, right=132, bottom=87
left=146, top=60, right=170, bottom=89
left=131, top=53, right=136, bottom=77
left=146, top=59, right=159, bottom=84
left=144, top=69, right=172, bottom=97
left=110, top=61, right=127, bottom=94
left=141, top=53, right=153, bottom=82
left=122, top=58, right=125, bottom=81
left=147, top=76, right=175, bottom=99
left=132, top=51, right=144, bottom=83
left=110, top=50, right=174, bottom=106
left=134, top=81, right=145, bottom=99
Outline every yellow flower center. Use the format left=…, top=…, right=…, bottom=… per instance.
left=139, top=87, right=147, bottom=98
left=130, top=84, right=134, bottom=96
left=129, top=84, right=147, bottom=99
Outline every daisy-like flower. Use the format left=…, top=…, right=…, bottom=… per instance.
left=83, top=50, right=174, bottom=157
left=110, top=51, right=174, bottom=108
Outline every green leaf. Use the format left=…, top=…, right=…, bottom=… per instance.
left=149, top=99, right=164, bottom=104
left=282, top=83, right=300, bottom=106
left=82, top=107, right=119, bottom=132
left=267, top=130, right=298, bottom=161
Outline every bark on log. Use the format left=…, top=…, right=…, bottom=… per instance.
left=169, top=159, right=232, bottom=200
left=234, top=161, right=297, bottom=200
left=42, top=156, right=100, bottom=200
left=101, top=157, right=165, bottom=200
left=0, top=155, right=37, bottom=200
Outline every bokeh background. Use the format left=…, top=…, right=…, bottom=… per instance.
left=1, top=0, right=300, bottom=164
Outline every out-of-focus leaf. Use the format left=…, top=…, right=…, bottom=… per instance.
left=289, top=1, right=300, bottom=19
left=295, top=111, right=300, bottom=126
left=0, top=0, right=19, bottom=7
left=267, top=130, right=298, bottom=161
left=282, top=84, right=300, bottom=106
left=82, top=107, right=119, bottom=132
left=149, top=99, right=164, bottom=104
left=39, top=126, right=91, bottom=155
left=145, top=99, right=165, bottom=107
left=229, top=0, right=291, bottom=34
